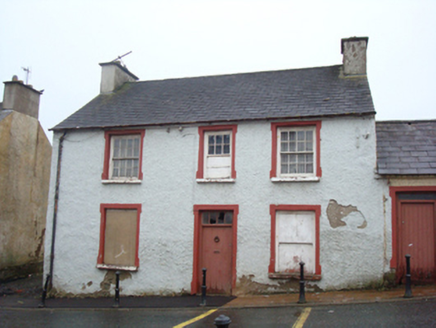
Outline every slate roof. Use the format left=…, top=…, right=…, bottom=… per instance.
left=376, top=120, right=436, bottom=175
left=0, top=109, right=12, bottom=122
left=52, top=65, right=375, bottom=130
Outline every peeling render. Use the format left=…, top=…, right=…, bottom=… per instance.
left=326, top=200, right=367, bottom=229
left=100, top=270, right=132, bottom=292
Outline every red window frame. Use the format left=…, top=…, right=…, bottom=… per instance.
left=191, top=204, right=239, bottom=294
left=97, top=203, right=142, bottom=270
left=270, top=121, right=322, bottom=178
left=101, top=129, right=145, bottom=180
left=196, top=125, right=238, bottom=179
left=269, top=204, right=321, bottom=276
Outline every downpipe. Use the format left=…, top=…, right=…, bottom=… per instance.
left=48, top=131, right=67, bottom=289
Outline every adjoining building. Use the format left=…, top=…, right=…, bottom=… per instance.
left=1, top=77, right=52, bottom=280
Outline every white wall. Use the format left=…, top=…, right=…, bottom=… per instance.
left=44, top=115, right=391, bottom=295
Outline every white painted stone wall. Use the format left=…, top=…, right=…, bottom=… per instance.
left=44, top=115, right=392, bottom=295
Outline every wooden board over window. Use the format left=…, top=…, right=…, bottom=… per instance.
left=97, top=204, right=141, bottom=271
left=104, top=209, right=137, bottom=267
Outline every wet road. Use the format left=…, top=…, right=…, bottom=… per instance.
left=1, top=298, right=436, bottom=327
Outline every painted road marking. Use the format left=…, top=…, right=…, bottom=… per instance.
left=292, top=307, right=312, bottom=328
left=173, top=308, right=218, bottom=328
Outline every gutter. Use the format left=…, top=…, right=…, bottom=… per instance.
left=50, top=111, right=377, bottom=132
left=48, top=131, right=67, bottom=289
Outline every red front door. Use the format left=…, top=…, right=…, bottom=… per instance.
left=199, top=211, right=233, bottom=295
left=397, top=200, right=436, bottom=284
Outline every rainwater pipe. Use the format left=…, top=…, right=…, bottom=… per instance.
left=48, top=130, right=67, bottom=289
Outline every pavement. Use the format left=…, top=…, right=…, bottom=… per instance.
left=1, top=275, right=436, bottom=310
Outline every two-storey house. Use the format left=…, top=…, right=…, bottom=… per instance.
left=44, top=37, right=391, bottom=296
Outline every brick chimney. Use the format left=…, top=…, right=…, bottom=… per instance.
left=341, top=37, right=369, bottom=76
left=99, top=61, right=139, bottom=94
left=2, top=76, right=43, bottom=119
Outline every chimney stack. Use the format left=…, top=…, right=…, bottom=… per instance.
left=341, top=37, right=369, bottom=76
left=2, top=76, right=43, bottom=119
left=99, top=61, right=139, bottom=94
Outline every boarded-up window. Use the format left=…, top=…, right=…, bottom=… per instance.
left=97, top=204, right=141, bottom=271
left=276, top=211, right=315, bottom=274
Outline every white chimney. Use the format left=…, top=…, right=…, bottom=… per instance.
left=341, top=37, right=368, bottom=76
left=99, top=61, right=138, bottom=94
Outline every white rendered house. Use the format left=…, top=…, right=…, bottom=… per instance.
left=45, top=37, right=409, bottom=296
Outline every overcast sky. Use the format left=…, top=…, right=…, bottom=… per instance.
left=1, top=0, right=435, bottom=141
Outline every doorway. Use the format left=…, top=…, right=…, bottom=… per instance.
left=192, top=205, right=238, bottom=295
left=395, top=192, right=436, bottom=284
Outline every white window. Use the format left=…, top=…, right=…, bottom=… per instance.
left=278, top=127, right=315, bottom=177
left=275, top=211, right=315, bottom=274
left=110, top=135, right=141, bottom=179
left=204, top=131, right=232, bottom=179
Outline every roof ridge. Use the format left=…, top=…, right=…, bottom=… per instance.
left=376, top=119, right=436, bottom=124
left=133, top=64, right=343, bottom=84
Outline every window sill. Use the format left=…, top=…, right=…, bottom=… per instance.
left=271, top=177, right=320, bottom=183
left=97, top=264, right=138, bottom=272
left=196, top=178, right=236, bottom=183
left=269, top=272, right=322, bottom=281
left=102, top=179, right=142, bottom=184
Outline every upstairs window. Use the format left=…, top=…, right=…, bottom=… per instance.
left=271, top=121, right=321, bottom=181
left=279, top=128, right=314, bottom=175
left=102, top=130, right=145, bottom=182
left=197, top=125, right=237, bottom=181
left=111, top=135, right=141, bottom=178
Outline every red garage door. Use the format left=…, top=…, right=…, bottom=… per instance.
left=397, top=196, right=436, bottom=284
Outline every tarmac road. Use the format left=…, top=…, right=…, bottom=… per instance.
left=2, top=298, right=436, bottom=327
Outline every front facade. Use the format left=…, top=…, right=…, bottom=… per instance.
left=44, top=37, right=423, bottom=296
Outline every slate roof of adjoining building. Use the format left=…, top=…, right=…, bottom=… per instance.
left=52, top=65, right=375, bottom=131
left=376, top=120, right=436, bottom=175
left=0, top=109, right=12, bottom=122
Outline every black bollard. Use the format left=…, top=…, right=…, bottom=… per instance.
left=113, top=271, right=121, bottom=307
left=200, top=268, right=207, bottom=306
left=298, top=261, right=306, bottom=304
left=214, top=314, right=232, bottom=328
left=404, top=254, right=412, bottom=298
left=38, top=274, right=51, bottom=308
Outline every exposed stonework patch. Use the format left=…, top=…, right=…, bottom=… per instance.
left=100, top=271, right=132, bottom=293
left=80, top=281, right=93, bottom=291
left=326, top=199, right=367, bottom=229
left=234, top=274, right=322, bottom=296
left=34, top=228, right=45, bottom=259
